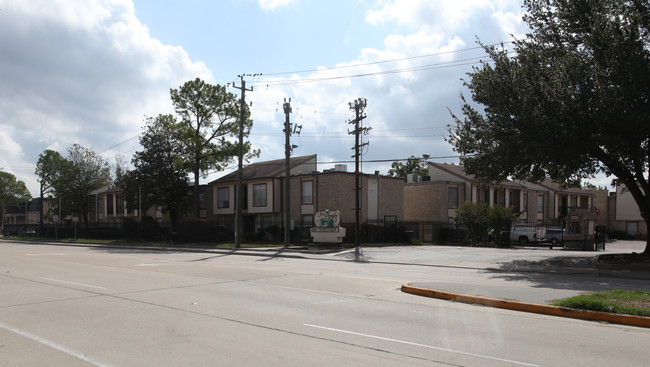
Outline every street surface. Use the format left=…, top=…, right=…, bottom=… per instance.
left=1, top=240, right=648, bottom=366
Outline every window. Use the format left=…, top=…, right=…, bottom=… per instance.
left=116, top=194, right=124, bottom=215
left=301, top=180, right=313, bottom=205
left=217, top=187, right=229, bottom=208
left=253, top=183, right=267, bottom=207
left=537, top=195, right=544, bottom=213
left=523, top=193, right=528, bottom=211
left=106, top=194, right=114, bottom=215
left=198, top=191, right=206, bottom=210
left=448, top=187, right=458, bottom=208
left=97, top=197, right=103, bottom=213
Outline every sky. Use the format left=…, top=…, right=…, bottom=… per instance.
left=2, top=0, right=606, bottom=198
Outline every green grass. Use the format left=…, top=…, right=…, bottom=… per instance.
left=552, top=290, right=650, bottom=317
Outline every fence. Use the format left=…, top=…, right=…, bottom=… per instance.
left=3, top=219, right=568, bottom=246
left=2, top=218, right=411, bottom=245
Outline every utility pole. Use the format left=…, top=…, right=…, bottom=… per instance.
left=231, top=74, right=255, bottom=249
left=348, top=98, right=370, bottom=254
left=283, top=98, right=292, bottom=248
left=282, top=98, right=302, bottom=248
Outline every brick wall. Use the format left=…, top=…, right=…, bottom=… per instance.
left=404, top=181, right=451, bottom=222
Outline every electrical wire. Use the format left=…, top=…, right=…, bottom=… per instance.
left=260, top=41, right=515, bottom=77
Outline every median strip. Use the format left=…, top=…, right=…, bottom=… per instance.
left=401, top=283, right=650, bottom=328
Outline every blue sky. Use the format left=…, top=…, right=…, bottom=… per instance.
left=132, top=0, right=388, bottom=79
left=5, top=0, right=594, bottom=197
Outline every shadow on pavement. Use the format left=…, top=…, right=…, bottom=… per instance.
left=486, top=256, right=650, bottom=292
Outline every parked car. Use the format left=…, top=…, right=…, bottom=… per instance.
left=543, top=228, right=565, bottom=247
left=510, top=224, right=546, bottom=244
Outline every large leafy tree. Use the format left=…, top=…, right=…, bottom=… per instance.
left=0, top=171, right=31, bottom=226
left=170, top=78, right=258, bottom=218
left=35, top=149, right=66, bottom=228
left=119, top=115, right=192, bottom=229
left=54, top=144, right=111, bottom=224
left=387, top=155, right=428, bottom=178
left=448, top=0, right=650, bottom=255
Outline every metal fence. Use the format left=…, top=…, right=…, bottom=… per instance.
left=2, top=219, right=568, bottom=246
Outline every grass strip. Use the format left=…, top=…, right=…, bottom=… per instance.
left=552, top=289, right=650, bottom=317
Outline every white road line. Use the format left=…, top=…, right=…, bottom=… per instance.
left=0, top=321, right=113, bottom=367
left=304, top=324, right=539, bottom=367
left=42, top=278, right=107, bottom=290
left=26, top=253, right=65, bottom=256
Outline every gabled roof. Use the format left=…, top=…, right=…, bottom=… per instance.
left=535, top=178, right=595, bottom=195
left=211, top=154, right=317, bottom=183
left=427, top=162, right=525, bottom=189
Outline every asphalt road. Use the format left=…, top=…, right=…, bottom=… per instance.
left=1, top=240, right=649, bottom=366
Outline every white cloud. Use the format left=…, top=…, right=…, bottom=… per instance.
left=258, top=0, right=295, bottom=12
left=238, top=0, right=529, bottom=179
left=0, top=0, right=212, bottom=195
left=0, top=0, right=541, bottom=197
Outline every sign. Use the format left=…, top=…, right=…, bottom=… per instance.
left=311, top=227, right=340, bottom=233
left=311, top=209, right=346, bottom=243
left=314, top=210, right=341, bottom=228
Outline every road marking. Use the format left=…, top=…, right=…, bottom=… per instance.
left=137, top=263, right=162, bottom=267
left=26, top=253, right=65, bottom=256
left=42, top=278, right=107, bottom=290
left=0, top=321, right=113, bottom=367
left=304, top=324, right=539, bottom=367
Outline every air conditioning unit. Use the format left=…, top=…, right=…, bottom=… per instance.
left=407, top=173, right=420, bottom=183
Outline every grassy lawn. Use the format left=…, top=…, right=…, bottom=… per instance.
left=552, top=290, right=650, bottom=317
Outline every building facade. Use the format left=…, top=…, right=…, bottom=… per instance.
left=405, top=162, right=604, bottom=225
left=209, top=155, right=404, bottom=234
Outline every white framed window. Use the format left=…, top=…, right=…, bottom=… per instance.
left=253, top=183, right=267, bottom=207
left=217, top=187, right=229, bottom=208
left=448, top=187, right=458, bottom=208
left=301, top=180, right=313, bottom=204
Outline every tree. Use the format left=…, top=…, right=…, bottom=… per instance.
left=54, top=144, right=111, bottom=225
left=0, top=171, right=31, bottom=228
left=448, top=0, right=650, bottom=255
left=35, top=150, right=66, bottom=228
left=454, top=202, right=490, bottom=246
left=387, top=155, right=428, bottom=178
left=487, top=205, right=519, bottom=247
left=119, top=115, right=192, bottom=229
left=170, top=78, right=258, bottom=218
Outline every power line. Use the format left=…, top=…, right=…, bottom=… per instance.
left=253, top=58, right=497, bottom=88
left=261, top=41, right=515, bottom=77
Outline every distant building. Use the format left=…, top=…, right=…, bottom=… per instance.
left=608, top=184, right=647, bottom=237
left=209, top=154, right=404, bottom=233
left=405, top=162, right=604, bottom=225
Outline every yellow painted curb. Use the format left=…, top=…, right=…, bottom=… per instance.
left=401, top=283, right=650, bottom=329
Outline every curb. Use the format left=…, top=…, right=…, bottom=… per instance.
left=401, top=283, right=650, bottom=329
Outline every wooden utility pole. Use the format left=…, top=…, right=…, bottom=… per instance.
left=348, top=98, right=370, bottom=253
left=231, top=75, right=254, bottom=249
left=283, top=98, right=292, bottom=248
